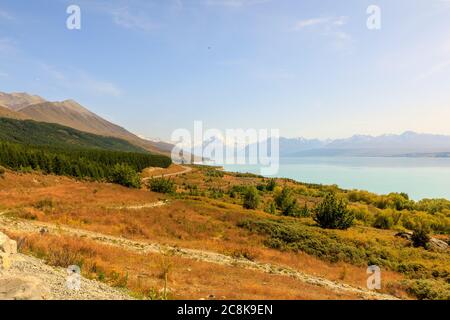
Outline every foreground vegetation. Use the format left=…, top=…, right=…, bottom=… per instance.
left=1, top=164, right=449, bottom=300
left=169, top=166, right=450, bottom=299
left=0, top=140, right=171, bottom=187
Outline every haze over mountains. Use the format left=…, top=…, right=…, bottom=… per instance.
left=2, top=91, right=450, bottom=159
left=258, top=133, right=450, bottom=157
left=0, top=91, right=173, bottom=155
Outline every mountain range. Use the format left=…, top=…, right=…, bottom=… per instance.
left=2, top=91, right=450, bottom=159
left=252, top=133, right=450, bottom=158
left=0, top=91, right=173, bottom=155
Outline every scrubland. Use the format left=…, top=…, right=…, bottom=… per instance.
left=0, top=165, right=448, bottom=300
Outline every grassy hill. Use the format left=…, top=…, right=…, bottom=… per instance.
left=0, top=117, right=148, bottom=153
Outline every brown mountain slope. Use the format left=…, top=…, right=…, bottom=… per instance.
left=18, top=99, right=173, bottom=155
left=20, top=100, right=140, bottom=140
left=0, top=92, right=46, bottom=111
left=0, top=91, right=174, bottom=155
left=0, top=104, right=30, bottom=120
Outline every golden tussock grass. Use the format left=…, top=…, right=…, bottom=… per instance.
left=5, top=231, right=365, bottom=300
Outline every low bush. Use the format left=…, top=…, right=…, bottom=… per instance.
left=110, top=163, right=141, bottom=188
left=243, top=187, right=260, bottom=210
left=406, top=279, right=450, bottom=300
left=411, top=225, right=431, bottom=249
left=373, top=212, right=394, bottom=230
left=274, top=187, right=298, bottom=216
left=313, top=193, right=354, bottom=230
left=148, top=178, right=176, bottom=194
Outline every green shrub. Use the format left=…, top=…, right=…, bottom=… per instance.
left=243, top=187, right=260, bottom=210
left=256, top=184, right=266, bottom=192
left=208, top=187, right=224, bottom=199
left=148, top=178, right=176, bottom=194
left=298, top=203, right=311, bottom=217
left=0, top=165, right=5, bottom=178
left=313, top=193, right=354, bottom=230
left=238, top=218, right=376, bottom=265
left=407, top=279, right=450, bottom=300
left=274, top=187, right=298, bottom=216
left=351, top=206, right=373, bottom=225
left=228, top=185, right=248, bottom=197
left=110, top=163, right=141, bottom=188
left=264, top=201, right=277, bottom=215
left=411, top=225, right=431, bottom=249
left=373, top=212, right=394, bottom=230
left=266, top=179, right=277, bottom=192
left=205, top=169, right=224, bottom=178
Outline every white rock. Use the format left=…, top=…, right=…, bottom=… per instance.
left=0, top=276, right=51, bottom=300
left=0, top=232, right=17, bottom=271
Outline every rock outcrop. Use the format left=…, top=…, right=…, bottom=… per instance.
left=395, top=231, right=449, bottom=251
left=0, top=232, right=17, bottom=271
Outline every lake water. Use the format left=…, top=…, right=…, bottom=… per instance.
left=223, top=157, right=450, bottom=201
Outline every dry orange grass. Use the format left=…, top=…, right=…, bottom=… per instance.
left=0, top=170, right=410, bottom=298
left=6, top=231, right=364, bottom=300
left=0, top=171, right=163, bottom=209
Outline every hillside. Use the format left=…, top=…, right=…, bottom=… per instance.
left=0, top=92, right=174, bottom=155
left=0, top=166, right=448, bottom=300
left=0, top=105, right=29, bottom=120
left=19, top=100, right=144, bottom=144
left=0, top=92, right=45, bottom=111
left=0, top=117, right=148, bottom=153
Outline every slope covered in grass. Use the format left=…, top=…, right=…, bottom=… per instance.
left=0, top=117, right=147, bottom=153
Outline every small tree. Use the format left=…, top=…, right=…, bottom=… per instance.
left=148, top=177, right=176, bottom=194
left=372, top=212, right=394, bottom=230
left=266, top=179, right=277, bottom=192
left=314, top=193, right=354, bottom=229
left=110, top=163, right=141, bottom=188
left=243, top=187, right=260, bottom=210
left=274, top=187, right=298, bottom=216
left=265, top=201, right=277, bottom=215
left=411, top=224, right=431, bottom=249
left=298, top=203, right=310, bottom=217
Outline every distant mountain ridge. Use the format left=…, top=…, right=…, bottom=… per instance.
left=0, top=91, right=173, bottom=155
left=0, top=92, right=46, bottom=111
left=250, top=132, right=450, bottom=157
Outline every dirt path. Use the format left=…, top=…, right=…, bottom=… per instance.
left=0, top=211, right=399, bottom=300
left=108, top=200, right=168, bottom=210
left=142, top=165, right=192, bottom=181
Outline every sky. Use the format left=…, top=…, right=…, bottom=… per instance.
left=0, top=0, right=450, bottom=141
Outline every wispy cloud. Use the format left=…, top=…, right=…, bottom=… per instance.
left=39, top=63, right=122, bottom=97
left=416, top=59, right=450, bottom=81
left=0, top=37, right=18, bottom=55
left=65, top=0, right=159, bottom=32
left=110, top=6, right=158, bottom=32
left=292, top=16, right=352, bottom=50
left=204, top=0, right=270, bottom=7
left=293, top=16, right=348, bottom=31
left=0, top=8, right=14, bottom=21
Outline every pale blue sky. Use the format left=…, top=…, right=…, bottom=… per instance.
left=0, top=0, right=449, bottom=140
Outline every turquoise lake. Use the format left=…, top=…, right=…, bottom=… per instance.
left=223, top=157, right=450, bottom=201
